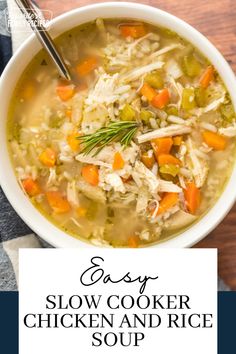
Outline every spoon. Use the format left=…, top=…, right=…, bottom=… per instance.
left=15, top=0, right=71, bottom=81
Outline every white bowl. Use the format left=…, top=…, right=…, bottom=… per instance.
left=0, top=2, right=236, bottom=248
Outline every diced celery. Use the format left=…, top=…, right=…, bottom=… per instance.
left=220, top=104, right=235, bottom=123
left=165, top=106, right=178, bottom=116
left=182, top=88, right=196, bottom=110
left=182, top=54, right=202, bottom=77
left=145, top=71, right=163, bottom=89
left=159, top=172, right=178, bottom=183
left=159, top=28, right=177, bottom=38
left=159, top=164, right=180, bottom=177
left=140, top=110, right=153, bottom=123
left=195, top=87, right=206, bottom=107
left=120, top=104, right=136, bottom=121
left=195, top=87, right=207, bottom=107
left=49, top=115, right=64, bottom=128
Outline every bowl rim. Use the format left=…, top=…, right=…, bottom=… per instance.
left=0, top=1, right=236, bottom=248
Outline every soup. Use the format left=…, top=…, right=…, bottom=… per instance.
left=7, top=19, right=236, bottom=247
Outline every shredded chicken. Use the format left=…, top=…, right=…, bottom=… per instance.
left=71, top=92, right=86, bottom=125
left=122, top=61, right=164, bottom=82
left=203, top=95, right=226, bottom=113
left=67, top=181, right=80, bottom=207
left=132, top=161, right=159, bottom=194
left=150, top=43, right=183, bottom=59
left=136, top=188, right=149, bottom=214
left=137, top=125, right=192, bottom=143
left=127, top=33, right=156, bottom=57
left=158, top=180, right=182, bottom=193
left=139, top=229, right=151, bottom=241
left=47, top=168, right=57, bottom=187
left=193, top=95, right=226, bottom=117
left=165, top=59, right=183, bottom=79
left=85, top=73, right=123, bottom=107
left=167, top=115, right=189, bottom=125
left=77, top=180, right=106, bottom=204
left=149, top=200, right=159, bottom=219
left=200, top=122, right=217, bottom=132
left=186, top=138, right=209, bottom=188
left=219, top=123, right=236, bottom=137
left=76, top=154, right=112, bottom=168
left=103, top=173, right=126, bottom=193
left=168, top=76, right=183, bottom=108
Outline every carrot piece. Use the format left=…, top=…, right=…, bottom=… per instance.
left=22, top=81, right=35, bottom=100
left=46, top=191, right=71, bottom=214
left=158, top=154, right=181, bottom=166
left=76, top=57, right=98, bottom=76
left=127, top=235, right=140, bottom=248
left=81, top=164, right=99, bottom=186
left=39, top=148, right=57, bottom=167
left=151, top=88, right=170, bottom=109
left=199, top=65, right=214, bottom=89
left=157, top=193, right=179, bottom=215
left=75, top=83, right=88, bottom=92
left=120, top=24, right=147, bottom=38
left=173, top=136, right=183, bottom=146
left=141, top=152, right=155, bottom=169
left=65, top=109, right=72, bottom=119
left=56, top=85, right=75, bottom=101
left=140, top=83, right=157, bottom=101
left=22, top=178, right=41, bottom=197
left=76, top=206, right=87, bottom=217
left=122, top=175, right=133, bottom=183
left=67, top=131, right=81, bottom=152
left=202, top=131, right=226, bottom=150
left=151, top=137, right=173, bottom=159
left=113, top=152, right=125, bottom=170
left=184, top=182, right=201, bottom=214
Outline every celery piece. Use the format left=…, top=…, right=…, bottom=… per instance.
left=159, top=172, right=178, bottom=183
left=120, top=104, right=136, bottom=121
left=182, top=88, right=196, bottom=110
left=195, top=87, right=206, bottom=107
left=140, top=110, right=153, bottom=123
left=159, top=164, right=180, bottom=177
left=220, top=104, right=235, bottom=123
left=145, top=71, right=163, bottom=89
left=165, top=106, right=178, bottom=116
left=49, top=115, right=64, bottom=128
left=159, top=27, right=177, bottom=38
left=182, top=54, right=202, bottom=77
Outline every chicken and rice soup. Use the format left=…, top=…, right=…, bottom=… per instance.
left=7, top=19, right=236, bottom=247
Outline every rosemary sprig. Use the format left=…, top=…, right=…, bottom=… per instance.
left=77, top=121, right=139, bottom=156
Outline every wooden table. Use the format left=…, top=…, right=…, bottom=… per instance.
left=37, top=0, right=236, bottom=289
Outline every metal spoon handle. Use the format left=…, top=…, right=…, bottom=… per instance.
left=15, top=0, right=71, bottom=81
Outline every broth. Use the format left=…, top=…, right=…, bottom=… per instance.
left=7, top=19, right=236, bottom=247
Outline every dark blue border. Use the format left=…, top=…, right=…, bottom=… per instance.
left=0, top=292, right=18, bottom=353
left=218, top=292, right=236, bottom=353
left=0, top=291, right=235, bottom=353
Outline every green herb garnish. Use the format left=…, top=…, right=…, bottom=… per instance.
left=77, top=120, right=139, bottom=155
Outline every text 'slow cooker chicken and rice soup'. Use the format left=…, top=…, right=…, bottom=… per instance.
left=7, top=19, right=236, bottom=247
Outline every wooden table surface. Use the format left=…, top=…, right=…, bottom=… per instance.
left=37, top=0, right=236, bottom=289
